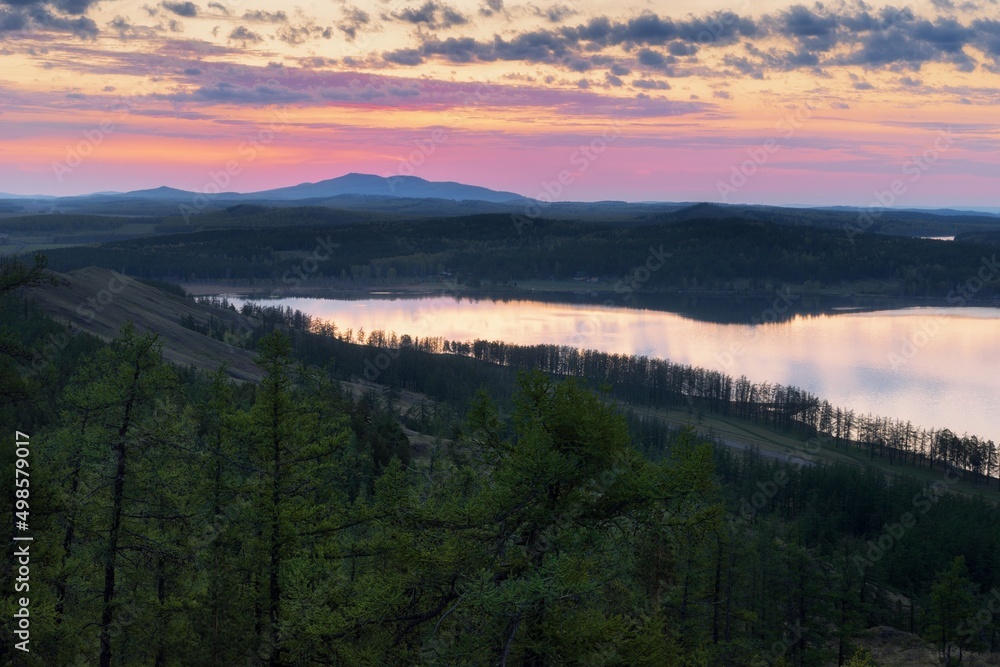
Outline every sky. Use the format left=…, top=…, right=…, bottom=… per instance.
left=0, top=0, right=998, bottom=206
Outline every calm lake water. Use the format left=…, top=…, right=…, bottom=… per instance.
left=229, top=296, right=1000, bottom=443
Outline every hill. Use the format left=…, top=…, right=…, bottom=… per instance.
left=252, top=172, right=526, bottom=202
left=27, top=267, right=262, bottom=381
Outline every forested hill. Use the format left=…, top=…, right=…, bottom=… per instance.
left=37, top=213, right=1000, bottom=299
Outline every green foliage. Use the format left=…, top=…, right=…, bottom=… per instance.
left=2, top=303, right=1000, bottom=665
left=846, top=646, right=877, bottom=666
left=926, top=556, right=978, bottom=665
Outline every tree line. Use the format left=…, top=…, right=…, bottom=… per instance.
left=37, top=212, right=1000, bottom=299
left=212, top=300, right=1000, bottom=489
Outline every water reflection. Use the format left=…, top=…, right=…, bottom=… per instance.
left=229, top=295, right=1000, bottom=442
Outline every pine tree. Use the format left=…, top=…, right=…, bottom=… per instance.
left=243, top=330, right=351, bottom=666
left=926, top=556, right=976, bottom=666
left=54, top=323, right=193, bottom=665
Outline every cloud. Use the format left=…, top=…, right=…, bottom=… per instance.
left=276, top=23, right=333, bottom=46
left=668, top=41, right=698, bottom=56
left=338, top=6, right=369, bottom=40
left=384, top=48, right=423, bottom=65
left=537, top=4, right=575, bottom=23
left=144, top=64, right=708, bottom=119
left=242, top=10, right=286, bottom=23
left=479, top=0, right=503, bottom=17
left=160, top=1, right=198, bottom=18
left=633, top=78, right=670, bottom=90
left=378, top=4, right=1000, bottom=80
left=206, top=1, right=227, bottom=15
left=187, top=80, right=308, bottom=103
left=389, top=1, right=467, bottom=29
left=637, top=48, right=675, bottom=70
left=228, top=25, right=262, bottom=45
left=0, top=0, right=101, bottom=16
left=108, top=16, right=138, bottom=40
left=0, top=7, right=98, bottom=38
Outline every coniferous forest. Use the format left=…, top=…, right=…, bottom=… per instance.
left=2, top=254, right=1000, bottom=667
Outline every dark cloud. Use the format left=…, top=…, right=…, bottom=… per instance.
left=783, top=6, right=837, bottom=38
left=183, top=66, right=201, bottom=75
left=479, top=0, right=503, bottom=18
left=841, top=19, right=975, bottom=70
left=781, top=5, right=839, bottom=52
left=0, top=8, right=29, bottom=32
left=206, top=1, right=227, bottom=15
left=106, top=14, right=164, bottom=39
left=276, top=23, right=333, bottom=46
left=189, top=80, right=307, bottom=103
left=160, top=37, right=236, bottom=56
left=0, top=7, right=98, bottom=37
left=853, top=81, right=874, bottom=90
left=633, top=78, right=670, bottom=90
left=389, top=1, right=467, bottom=29
left=539, top=4, right=575, bottom=23
left=108, top=16, right=134, bottom=39
left=160, top=1, right=198, bottom=18
left=973, top=19, right=1000, bottom=57
left=242, top=10, right=286, bottom=23
left=228, top=25, right=262, bottom=45
left=384, top=48, right=423, bottom=65
left=0, top=0, right=100, bottom=16
left=722, top=54, right=763, bottom=78
left=667, top=40, right=697, bottom=56
left=338, top=6, right=369, bottom=40
left=584, top=10, right=757, bottom=46
left=637, top=48, right=675, bottom=70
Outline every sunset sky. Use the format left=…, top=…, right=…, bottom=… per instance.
left=1, top=0, right=998, bottom=205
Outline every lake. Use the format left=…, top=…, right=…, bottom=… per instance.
left=227, top=295, right=1000, bottom=443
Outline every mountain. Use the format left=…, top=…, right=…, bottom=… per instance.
left=73, top=186, right=240, bottom=201
left=0, top=192, right=57, bottom=200
left=250, top=173, right=527, bottom=203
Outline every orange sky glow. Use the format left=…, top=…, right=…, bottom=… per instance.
left=1, top=0, right=998, bottom=205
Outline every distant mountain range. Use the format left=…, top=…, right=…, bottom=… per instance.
left=0, top=192, right=57, bottom=200
left=1, top=174, right=997, bottom=220
left=251, top=173, right=526, bottom=203
left=24, top=174, right=527, bottom=205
